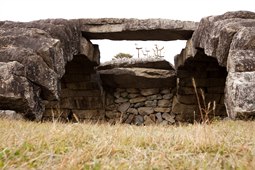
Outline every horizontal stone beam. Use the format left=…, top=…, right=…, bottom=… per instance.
left=80, top=18, right=198, bottom=40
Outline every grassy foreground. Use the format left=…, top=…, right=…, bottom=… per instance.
left=0, top=119, right=254, bottom=169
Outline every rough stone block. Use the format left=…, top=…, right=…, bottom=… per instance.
left=160, top=89, right=171, bottom=94
left=138, top=107, right=154, bottom=116
left=114, top=91, right=120, bottom=98
left=145, top=100, right=157, bottom=107
left=162, top=113, right=175, bottom=123
left=127, top=108, right=138, bottom=115
left=156, top=112, right=163, bottom=122
left=134, top=102, right=145, bottom=108
left=163, top=93, right=173, bottom=100
left=115, top=97, right=128, bottom=103
left=149, top=114, right=156, bottom=122
left=158, top=99, right=171, bottom=107
left=128, top=93, right=140, bottom=99
left=134, top=115, right=144, bottom=125
left=117, top=102, right=130, bottom=113
left=154, top=107, right=171, bottom=113
left=228, top=50, right=255, bottom=72
left=129, top=97, right=147, bottom=104
left=144, top=115, right=155, bottom=125
left=146, top=94, right=162, bottom=101
left=141, top=88, right=160, bottom=96
left=125, top=114, right=135, bottom=124
left=225, top=72, right=255, bottom=118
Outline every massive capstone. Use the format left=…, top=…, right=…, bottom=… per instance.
left=80, top=18, right=198, bottom=40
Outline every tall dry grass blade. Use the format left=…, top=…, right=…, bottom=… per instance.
left=199, top=89, right=206, bottom=109
left=192, top=78, right=203, bottom=122
left=213, top=101, right=216, bottom=118
left=73, top=113, right=80, bottom=123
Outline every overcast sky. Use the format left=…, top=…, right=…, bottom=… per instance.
left=1, top=0, right=254, bottom=63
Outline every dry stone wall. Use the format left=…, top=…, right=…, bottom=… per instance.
left=105, top=87, right=176, bottom=125
left=43, top=55, right=105, bottom=122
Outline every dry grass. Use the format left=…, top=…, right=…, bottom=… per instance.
left=100, top=57, right=165, bottom=67
left=0, top=119, right=254, bottom=169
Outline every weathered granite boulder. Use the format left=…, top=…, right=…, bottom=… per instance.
left=0, top=61, right=40, bottom=119
left=192, top=11, right=255, bottom=67
left=98, top=59, right=176, bottom=88
left=193, top=11, right=255, bottom=119
left=80, top=18, right=198, bottom=40
left=175, top=11, right=255, bottom=119
left=0, top=19, right=100, bottom=120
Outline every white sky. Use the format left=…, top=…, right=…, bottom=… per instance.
left=1, top=0, right=254, bottom=64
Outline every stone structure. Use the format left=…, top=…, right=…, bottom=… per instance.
left=98, top=59, right=176, bottom=125
left=0, top=11, right=255, bottom=123
left=175, top=11, right=255, bottom=120
left=0, top=18, right=195, bottom=121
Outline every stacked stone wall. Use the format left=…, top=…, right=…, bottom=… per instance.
left=105, top=87, right=176, bottom=125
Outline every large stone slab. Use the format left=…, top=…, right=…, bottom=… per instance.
left=80, top=18, right=198, bottom=40
left=98, top=59, right=176, bottom=89
left=99, top=67, right=176, bottom=88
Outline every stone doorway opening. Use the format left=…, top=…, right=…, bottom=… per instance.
left=173, top=49, right=228, bottom=122
left=44, top=54, right=105, bottom=121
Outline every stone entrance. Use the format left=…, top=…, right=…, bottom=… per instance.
left=174, top=49, right=228, bottom=122
left=44, top=55, right=105, bottom=121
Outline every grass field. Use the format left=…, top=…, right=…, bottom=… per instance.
left=0, top=119, right=254, bottom=169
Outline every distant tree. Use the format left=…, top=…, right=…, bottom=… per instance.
left=113, top=53, right=133, bottom=60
